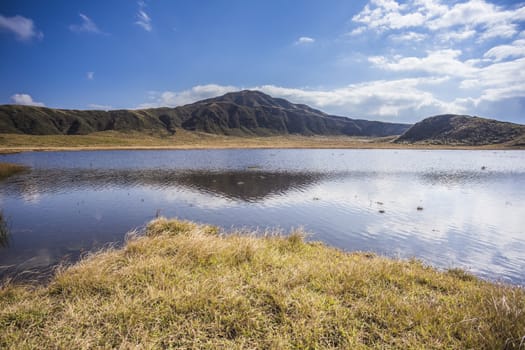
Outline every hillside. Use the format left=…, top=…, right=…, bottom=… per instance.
left=396, top=114, right=525, bottom=146
left=0, top=90, right=410, bottom=137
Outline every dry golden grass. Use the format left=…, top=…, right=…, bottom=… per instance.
left=0, top=162, right=28, bottom=180
left=1, top=218, right=524, bottom=349
left=1, top=130, right=522, bottom=153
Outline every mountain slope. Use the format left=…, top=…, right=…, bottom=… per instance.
left=0, top=90, right=410, bottom=137
left=395, top=114, right=525, bottom=146
left=0, top=105, right=166, bottom=135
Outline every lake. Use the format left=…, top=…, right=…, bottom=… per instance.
left=0, top=149, right=524, bottom=285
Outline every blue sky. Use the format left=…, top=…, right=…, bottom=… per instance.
left=1, top=0, right=524, bottom=123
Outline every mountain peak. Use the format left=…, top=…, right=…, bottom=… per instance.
left=200, top=90, right=296, bottom=109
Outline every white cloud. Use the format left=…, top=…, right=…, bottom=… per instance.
left=351, top=0, right=427, bottom=32
left=295, top=36, right=315, bottom=45
left=368, top=49, right=479, bottom=77
left=437, top=28, right=476, bottom=42
left=460, top=57, right=525, bottom=101
left=87, top=71, right=95, bottom=80
left=69, top=13, right=102, bottom=34
left=254, top=79, right=460, bottom=118
left=484, top=38, right=525, bottom=61
left=426, top=0, right=524, bottom=35
left=10, top=93, right=45, bottom=107
left=137, top=84, right=238, bottom=108
left=389, top=31, right=427, bottom=42
left=369, top=47, right=525, bottom=108
left=348, top=26, right=366, bottom=36
left=478, top=23, right=518, bottom=42
left=135, top=1, right=152, bottom=32
left=87, top=104, right=112, bottom=110
left=352, top=0, right=525, bottom=42
left=0, top=14, right=43, bottom=41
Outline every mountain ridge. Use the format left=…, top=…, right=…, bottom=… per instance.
left=0, top=90, right=410, bottom=137
left=1, top=91, right=523, bottom=146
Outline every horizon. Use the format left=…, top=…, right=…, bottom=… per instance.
left=1, top=0, right=525, bottom=124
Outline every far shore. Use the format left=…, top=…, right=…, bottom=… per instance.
left=1, top=131, right=523, bottom=153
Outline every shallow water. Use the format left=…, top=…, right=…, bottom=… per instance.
left=0, top=149, right=524, bottom=284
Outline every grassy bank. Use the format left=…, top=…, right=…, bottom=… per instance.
left=1, top=218, right=524, bottom=349
left=1, top=131, right=523, bottom=153
left=0, top=162, right=28, bottom=180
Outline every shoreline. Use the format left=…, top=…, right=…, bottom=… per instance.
left=1, top=132, right=523, bottom=153
left=2, top=145, right=523, bottom=154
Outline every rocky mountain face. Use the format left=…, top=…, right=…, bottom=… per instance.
left=395, top=114, right=525, bottom=146
left=0, top=90, right=410, bottom=137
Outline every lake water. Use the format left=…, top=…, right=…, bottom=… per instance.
left=0, top=149, right=524, bottom=285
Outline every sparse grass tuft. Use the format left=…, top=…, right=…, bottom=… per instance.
left=0, top=211, right=8, bottom=247
left=0, top=162, right=27, bottom=180
left=1, top=218, right=524, bottom=349
left=146, top=217, right=219, bottom=237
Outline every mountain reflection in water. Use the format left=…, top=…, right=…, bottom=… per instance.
left=1, top=169, right=328, bottom=202
left=0, top=149, right=524, bottom=285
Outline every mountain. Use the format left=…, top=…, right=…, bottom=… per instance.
left=395, top=114, right=525, bottom=146
left=0, top=90, right=410, bottom=137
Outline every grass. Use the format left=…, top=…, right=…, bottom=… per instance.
left=1, top=218, right=524, bottom=349
left=0, top=162, right=28, bottom=180
left=0, top=211, right=8, bottom=248
left=1, top=130, right=522, bottom=153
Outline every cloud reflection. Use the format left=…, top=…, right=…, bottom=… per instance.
left=0, top=150, right=524, bottom=285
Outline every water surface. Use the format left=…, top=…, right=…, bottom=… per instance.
left=1, top=149, right=524, bottom=284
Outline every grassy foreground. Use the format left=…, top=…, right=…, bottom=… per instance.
left=1, top=219, right=524, bottom=349
left=1, top=130, right=522, bottom=153
left=0, top=162, right=28, bottom=180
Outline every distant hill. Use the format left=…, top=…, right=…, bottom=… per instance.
left=395, top=114, right=525, bottom=146
left=0, top=90, right=410, bottom=137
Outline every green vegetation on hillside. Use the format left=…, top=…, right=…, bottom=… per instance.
left=1, top=218, right=524, bottom=349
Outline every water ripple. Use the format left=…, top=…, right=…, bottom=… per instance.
left=1, top=149, right=524, bottom=285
